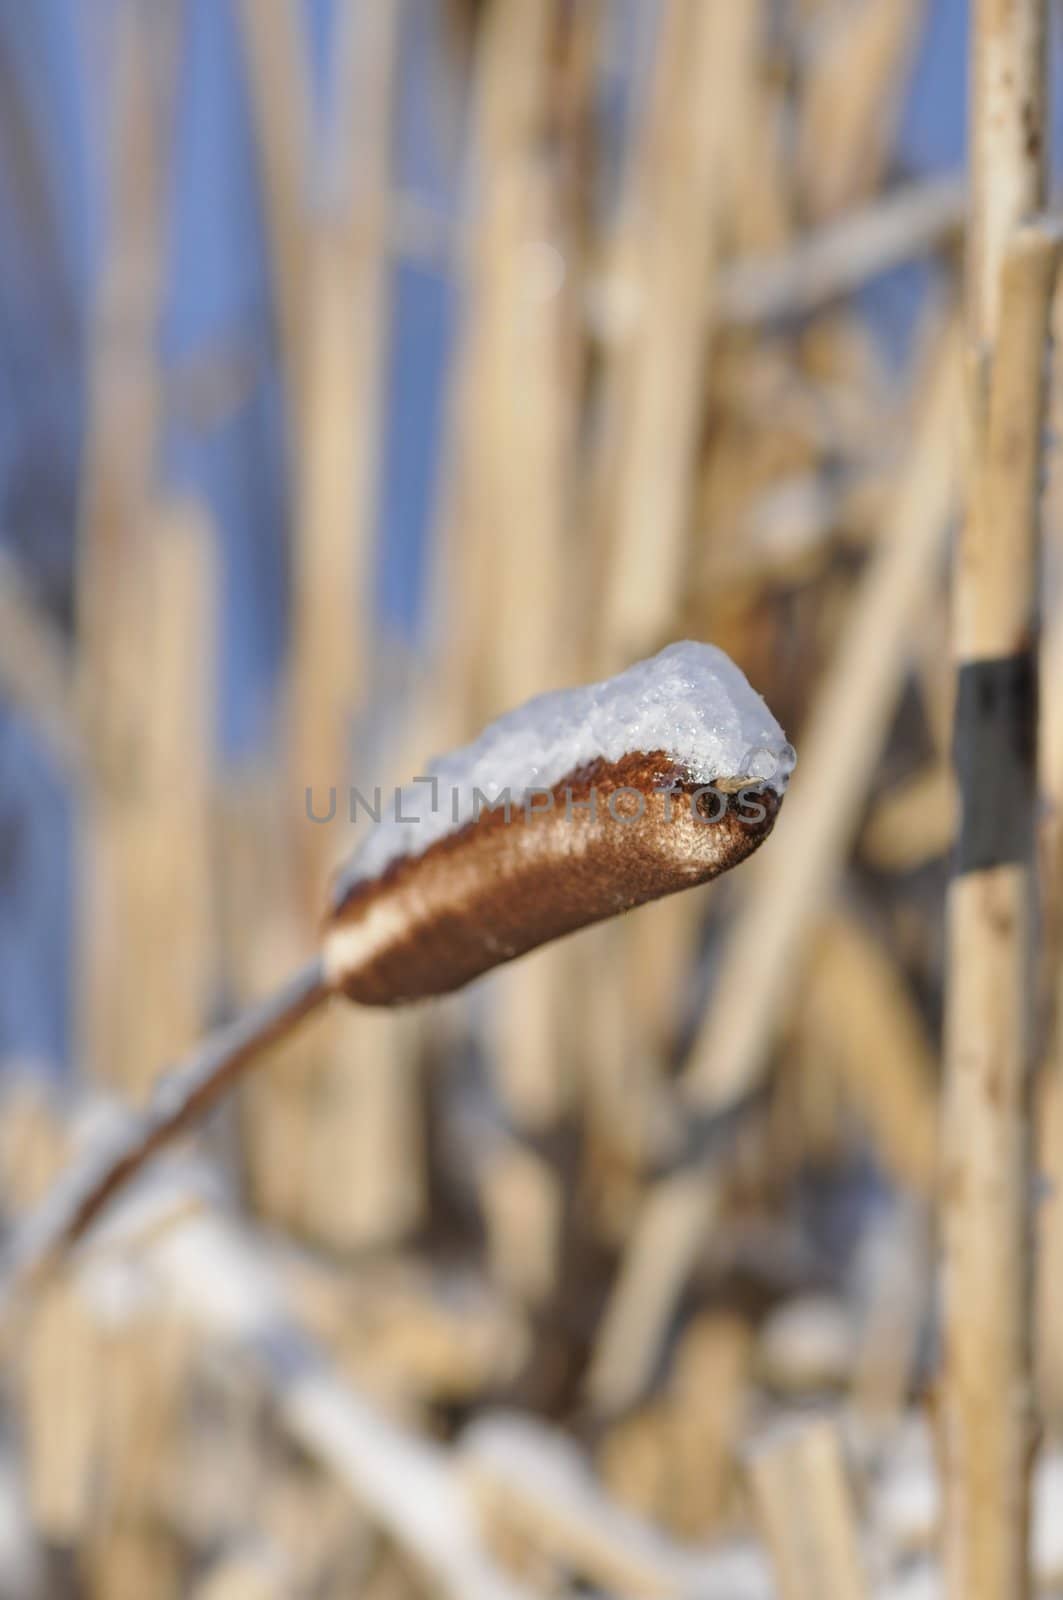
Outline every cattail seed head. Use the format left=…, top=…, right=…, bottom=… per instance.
left=324, top=643, right=791, bottom=1003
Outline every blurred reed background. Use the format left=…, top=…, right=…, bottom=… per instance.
left=1, top=1, right=1062, bottom=1597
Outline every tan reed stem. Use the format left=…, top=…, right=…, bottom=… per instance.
left=939, top=0, right=1053, bottom=1590
left=942, top=234, right=1059, bottom=1600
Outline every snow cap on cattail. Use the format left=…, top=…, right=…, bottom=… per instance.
left=325, top=641, right=793, bottom=1004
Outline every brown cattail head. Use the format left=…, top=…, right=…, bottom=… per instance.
left=0, top=647, right=789, bottom=1291
left=324, top=750, right=781, bottom=1005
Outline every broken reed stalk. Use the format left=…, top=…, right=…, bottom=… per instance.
left=939, top=0, right=1054, bottom=1593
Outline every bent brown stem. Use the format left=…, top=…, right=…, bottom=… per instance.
left=1, top=957, right=331, bottom=1300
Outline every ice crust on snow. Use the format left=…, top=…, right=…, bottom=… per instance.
left=335, top=640, right=793, bottom=898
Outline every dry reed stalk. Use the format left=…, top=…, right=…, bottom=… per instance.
left=215, top=765, right=325, bottom=1228
left=579, top=920, right=657, bottom=1169
left=727, top=43, right=793, bottom=259
left=939, top=6, right=1053, bottom=1581
left=1038, top=590, right=1063, bottom=1018
left=915, top=592, right=959, bottom=755
left=796, top=0, right=924, bottom=221
left=297, top=705, right=446, bottom=1248
left=88, top=1312, right=193, bottom=1600
left=288, top=0, right=399, bottom=913
left=79, top=508, right=213, bottom=1107
left=588, top=319, right=962, bottom=1414
left=1037, top=286, right=1063, bottom=998
left=60, top=82, right=210, bottom=1591
left=696, top=319, right=894, bottom=600
left=941, top=104, right=1058, bottom=1590
left=430, top=0, right=591, bottom=1294
left=586, top=1170, right=722, bottom=1415
left=746, top=1417, right=870, bottom=1600
left=286, top=221, right=368, bottom=902
left=255, top=1471, right=374, bottom=1599
left=116, top=501, right=216, bottom=1100
left=597, top=1314, right=750, bottom=1541
left=237, top=1000, right=328, bottom=1231
left=966, top=2, right=1048, bottom=344
left=719, top=173, right=967, bottom=328
left=191, top=1556, right=287, bottom=1600
left=304, top=1009, right=425, bottom=1251
left=0, top=1093, right=99, bottom=1542
left=238, top=0, right=410, bottom=1251
left=462, top=1411, right=771, bottom=1600
left=1035, top=1066, right=1063, bottom=1427
left=580, top=0, right=763, bottom=1206
left=0, top=1082, right=70, bottom=1214
left=24, top=1274, right=101, bottom=1542
left=421, top=15, right=529, bottom=756
left=660, top=1312, right=751, bottom=1538
left=95, top=1317, right=192, bottom=1520
left=860, top=763, right=956, bottom=871
left=482, top=1138, right=563, bottom=1308
left=468, top=0, right=581, bottom=715
left=578, top=893, right=700, bottom=1238
left=75, top=1, right=172, bottom=1095
left=490, top=947, right=576, bottom=1137
left=588, top=889, right=704, bottom=1172
left=680, top=321, right=959, bottom=1114
left=850, top=1198, right=931, bottom=1425
left=597, top=0, right=762, bottom=668
left=425, top=341, right=499, bottom=753
left=282, top=1252, right=528, bottom=1405
left=799, top=910, right=939, bottom=1196
left=87, top=1522, right=182, bottom=1600
left=231, top=0, right=322, bottom=1237
left=596, top=1403, right=678, bottom=1532
left=287, top=0, right=406, bottom=1252
left=235, top=0, right=311, bottom=417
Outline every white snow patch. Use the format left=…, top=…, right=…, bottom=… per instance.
left=336, top=640, right=792, bottom=898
